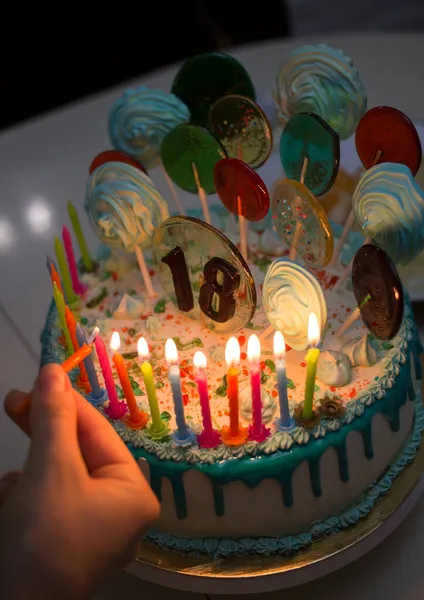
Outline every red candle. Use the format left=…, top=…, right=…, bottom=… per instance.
left=247, top=334, right=270, bottom=442
left=194, top=351, right=220, bottom=448
left=110, top=332, right=148, bottom=429
left=93, top=329, right=127, bottom=420
left=62, top=225, right=87, bottom=295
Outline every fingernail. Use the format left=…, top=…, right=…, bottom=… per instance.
left=38, top=365, right=67, bottom=393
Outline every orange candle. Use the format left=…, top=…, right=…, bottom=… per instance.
left=65, top=306, right=90, bottom=392
left=221, top=337, right=248, bottom=446
left=50, top=263, right=64, bottom=295
left=110, top=332, right=148, bottom=429
left=61, top=344, right=93, bottom=372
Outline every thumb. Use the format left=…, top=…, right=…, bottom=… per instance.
left=24, top=364, right=86, bottom=480
left=0, top=471, right=22, bottom=509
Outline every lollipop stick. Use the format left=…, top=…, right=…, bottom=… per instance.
left=259, top=324, right=275, bottom=341
left=371, top=149, right=383, bottom=167
left=328, top=209, right=355, bottom=269
left=199, top=274, right=206, bottom=329
left=289, top=157, right=309, bottom=261
left=159, top=161, right=185, bottom=215
left=237, top=195, right=248, bottom=261
left=191, top=162, right=211, bottom=225
left=333, top=236, right=372, bottom=292
left=335, top=294, right=371, bottom=338
left=134, top=246, right=157, bottom=299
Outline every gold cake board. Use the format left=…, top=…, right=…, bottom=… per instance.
left=126, top=436, right=424, bottom=594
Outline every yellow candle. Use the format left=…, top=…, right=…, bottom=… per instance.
left=303, top=313, right=321, bottom=420
left=53, top=282, right=74, bottom=355
left=137, top=337, right=167, bottom=437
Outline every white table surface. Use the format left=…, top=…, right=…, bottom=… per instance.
left=1, top=32, right=424, bottom=599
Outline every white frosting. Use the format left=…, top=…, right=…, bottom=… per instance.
left=317, top=350, right=352, bottom=387
left=145, top=316, right=162, bottom=339
left=113, top=294, right=145, bottom=319
left=341, top=335, right=378, bottom=367
left=239, top=384, right=276, bottom=424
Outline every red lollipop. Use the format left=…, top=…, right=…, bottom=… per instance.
left=214, top=158, right=269, bottom=261
left=355, top=106, right=422, bottom=176
left=89, top=150, right=148, bottom=175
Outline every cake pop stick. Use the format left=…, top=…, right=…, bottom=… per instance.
left=289, top=157, right=308, bottom=261
left=334, top=293, right=371, bottom=338
left=191, top=162, right=211, bottom=224
left=134, top=246, right=156, bottom=298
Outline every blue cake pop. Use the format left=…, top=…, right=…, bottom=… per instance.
left=353, top=162, right=424, bottom=266
left=85, top=162, right=169, bottom=251
left=275, top=44, right=367, bottom=140
left=109, top=86, right=190, bottom=169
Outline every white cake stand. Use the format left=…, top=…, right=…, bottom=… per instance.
left=125, top=438, right=424, bottom=595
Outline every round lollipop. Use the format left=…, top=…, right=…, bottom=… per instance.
left=214, top=158, right=270, bottom=260
left=153, top=216, right=256, bottom=334
left=108, top=86, right=190, bottom=213
left=335, top=244, right=404, bottom=341
left=275, top=44, right=366, bottom=140
left=271, top=178, right=334, bottom=268
left=355, top=106, right=422, bottom=176
left=279, top=112, right=340, bottom=197
left=207, top=94, right=272, bottom=169
left=89, top=150, right=147, bottom=175
left=85, top=162, right=169, bottom=298
left=160, top=123, right=227, bottom=224
left=171, top=52, right=255, bottom=128
left=261, top=258, right=327, bottom=351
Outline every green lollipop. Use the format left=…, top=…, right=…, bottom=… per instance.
left=171, top=52, right=255, bottom=127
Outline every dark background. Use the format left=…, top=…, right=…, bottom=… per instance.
left=2, top=1, right=290, bottom=132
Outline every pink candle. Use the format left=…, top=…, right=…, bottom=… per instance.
left=247, top=335, right=270, bottom=442
left=193, top=351, right=221, bottom=448
left=62, top=225, right=87, bottom=295
left=93, top=329, right=127, bottom=420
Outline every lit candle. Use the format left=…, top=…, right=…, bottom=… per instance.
left=52, top=282, right=74, bottom=355
left=165, top=339, right=195, bottom=445
left=247, top=334, right=270, bottom=442
left=93, top=328, right=127, bottom=420
left=274, top=331, right=294, bottom=430
left=303, top=312, right=321, bottom=420
left=62, top=225, right=87, bottom=296
left=61, top=344, right=93, bottom=372
left=110, top=332, right=148, bottom=429
left=54, top=236, right=79, bottom=306
left=221, top=337, right=248, bottom=445
left=137, top=337, right=168, bottom=439
left=65, top=306, right=90, bottom=392
left=68, top=200, right=94, bottom=272
left=193, top=351, right=221, bottom=448
left=76, top=324, right=106, bottom=405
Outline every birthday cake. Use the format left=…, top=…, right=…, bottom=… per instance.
left=41, top=44, right=424, bottom=558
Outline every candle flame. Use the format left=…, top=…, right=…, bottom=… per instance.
left=165, top=338, right=178, bottom=364
left=273, top=330, right=285, bottom=359
left=137, top=337, right=150, bottom=359
left=193, top=351, right=207, bottom=369
left=247, top=334, right=260, bottom=362
left=225, top=337, right=240, bottom=367
left=110, top=331, right=121, bottom=352
left=308, top=312, right=320, bottom=348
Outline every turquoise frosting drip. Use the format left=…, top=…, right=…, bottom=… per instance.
left=353, top=162, right=424, bottom=266
left=144, top=395, right=424, bottom=557
left=109, top=86, right=190, bottom=168
left=85, top=162, right=169, bottom=251
left=275, top=44, right=367, bottom=140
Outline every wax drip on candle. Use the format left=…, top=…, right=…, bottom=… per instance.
left=165, top=338, right=195, bottom=447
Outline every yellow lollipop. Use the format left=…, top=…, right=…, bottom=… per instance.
left=271, top=178, right=334, bottom=268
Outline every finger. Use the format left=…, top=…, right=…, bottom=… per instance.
left=0, top=470, right=22, bottom=509
left=25, top=364, right=86, bottom=479
left=4, top=390, right=31, bottom=436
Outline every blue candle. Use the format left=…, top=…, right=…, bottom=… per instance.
left=76, top=323, right=105, bottom=404
left=165, top=338, right=194, bottom=446
left=274, top=331, right=294, bottom=430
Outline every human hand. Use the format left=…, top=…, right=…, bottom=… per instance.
left=0, top=364, right=160, bottom=600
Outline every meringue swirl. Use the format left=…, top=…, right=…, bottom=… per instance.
left=353, top=163, right=424, bottom=265
left=317, top=350, right=352, bottom=387
left=262, top=259, right=327, bottom=351
left=109, top=86, right=190, bottom=168
left=275, top=44, right=367, bottom=140
left=85, top=162, right=169, bottom=251
left=341, top=335, right=378, bottom=367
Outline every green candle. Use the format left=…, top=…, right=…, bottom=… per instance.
left=137, top=337, right=168, bottom=439
left=53, top=282, right=74, bottom=355
left=68, top=201, right=94, bottom=272
left=303, top=312, right=321, bottom=420
left=54, top=236, right=78, bottom=305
